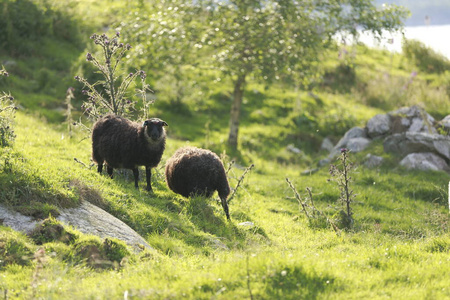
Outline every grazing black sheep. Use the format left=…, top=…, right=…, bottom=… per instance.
left=92, top=114, right=168, bottom=191
left=165, top=146, right=231, bottom=220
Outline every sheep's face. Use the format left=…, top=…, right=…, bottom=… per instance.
left=143, top=118, right=168, bottom=142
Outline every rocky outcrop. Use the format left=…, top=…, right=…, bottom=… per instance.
left=0, top=201, right=152, bottom=252
left=320, top=105, right=450, bottom=173
left=384, top=132, right=450, bottom=160
left=400, top=153, right=450, bottom=172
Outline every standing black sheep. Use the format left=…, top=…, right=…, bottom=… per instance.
left=92, top=114, right=168, bottom=191
left=165, top=146, right=231, bottom=220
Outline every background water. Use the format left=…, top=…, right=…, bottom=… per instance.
left=359, top=24, right=450, bottom=59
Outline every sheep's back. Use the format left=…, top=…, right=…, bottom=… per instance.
left=165, top=147, right=230, bottom=198
left=92, top=115, right=141, bottom=168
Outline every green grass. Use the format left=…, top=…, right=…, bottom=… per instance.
left=1, top=0, right=450, bottom=298
left=1, top=108, right=449, bottom=298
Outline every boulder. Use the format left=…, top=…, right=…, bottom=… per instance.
left=329, top=127, right=367, bottom=158
left=320, top=137, right=334, bottom=152
left=440, top=115, right=450, bottom=132
left=400, top=152, right=450, bottom=172
left=364, top=154, right=384, bottom=168
left=383, top=132, right=450, bottom=161
left=389, top=105, right=437, bottom=134
left=367, top=114, right=391, bottom=138
left=346, top=137, right=371, bottom=153
left=0, top=201, right=152, bottom=252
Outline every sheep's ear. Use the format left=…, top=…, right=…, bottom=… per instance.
left=161, top=121, right=168, bottom=127
left=143, top=121, right=148, bottom=127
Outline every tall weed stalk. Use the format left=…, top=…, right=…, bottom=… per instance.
left=75, top=32, right=154, bottom=123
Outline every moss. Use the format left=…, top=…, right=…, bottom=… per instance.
left=29, top=216, right=77, bottom=245
left=0, top=227, right=34, bottom=269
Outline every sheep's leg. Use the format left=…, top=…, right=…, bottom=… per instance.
left=132, top=168, right=139, bottom=189
left=220, top=197, right=230, bottom=220
left=145, top=166, right=153, bottom=192
left=107, top=166, right=114, bottom=178
left=97, top=163, right=103, bottom=174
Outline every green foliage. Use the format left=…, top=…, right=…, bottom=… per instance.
left=0, top=67, right=16, bottom=147
left=403, top=39, right=450, bottom=74
left=0, top=0, right=82, bottom=56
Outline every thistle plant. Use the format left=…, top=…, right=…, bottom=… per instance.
left=0, top=67, right=17, bottom=147
left=75, top=32, right=154, bottom=122
left=329, top=148, right=356, bottom=229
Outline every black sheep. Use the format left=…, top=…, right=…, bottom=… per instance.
left=92, top=114, right=168, bottom=191
left=165, top=146, right=231, bottom=219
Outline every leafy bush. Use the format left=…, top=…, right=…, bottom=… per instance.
left=402, top=39, right=450, bottom=74
left=0, top=0, right=81, bottom=56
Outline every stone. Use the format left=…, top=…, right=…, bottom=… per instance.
left=367, top=113, right=391, bottom=138
left=389, top=105, right=437, bottom=134
left=383, top=132, right=450, bottom=161
left=363, top=154, right=384, bottom=168
left=0, top=205, right=38, bottom=233
left=329, top=127, right=367, bottom=158
left=346, top=137, right=371, bottom=153
left=400, top=152, right=450, bottom=172
left=58, top=201, right=152, bottom=251
left=0, top=201, right=152, bottom=252
left=320, top=137, right=334, bottom=152
left=440, top=115, right=450, bottom=131
left=286, top=144, right=302, bottom=154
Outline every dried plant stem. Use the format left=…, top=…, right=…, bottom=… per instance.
left=286, top=178, right=311, bottom=219
left=228, top=164, right=254, bottom=203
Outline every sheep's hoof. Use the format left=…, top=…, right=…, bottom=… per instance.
left=146, top=186, right=153, bottom=193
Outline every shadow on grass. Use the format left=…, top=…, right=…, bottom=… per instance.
left=263, top=265, right=335, bottom=299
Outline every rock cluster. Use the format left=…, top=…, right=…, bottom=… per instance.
left=321, top=105, right=450, bottom=173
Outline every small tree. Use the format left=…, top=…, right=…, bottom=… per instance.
left=75, top=32, right=153, bottom=122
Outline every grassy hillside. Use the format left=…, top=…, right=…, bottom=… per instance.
left=1, top=0, right=450, bottom=299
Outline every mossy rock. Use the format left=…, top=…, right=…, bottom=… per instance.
left=29, top=216, right=77, bottom=245
left=73, top=237, right=130, bottom=269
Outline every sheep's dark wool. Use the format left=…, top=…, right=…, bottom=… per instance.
left=165, top=146, right=231, bottom=219
left=92, top=114, right=168, bottom=191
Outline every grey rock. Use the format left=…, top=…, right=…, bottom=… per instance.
left=58, top=201, right=152, bottom=251
left=400, top=152, right=450, bottom=172
left=318, top=158, right=331, bottom=167
left=286, top=144, right=302, bottom=154
left=330, top=127, right=367, bottom=158
left=320, top=137, right=334, bottom=152
left=440, top=115, right=450, bottom=131
left=301, top=168, right=319, bottom=175
left=383, top=132, right=450, bottom=161
left=367, top=114, right=391, bottom=138
left=364, top=154, right=384, bottom=168
left=0, top=201, right=152, bottom=252
left=0, top=205, right=38, bottom=233
left=238, top=221, right=255, bottom=227
left=389, top=105, right=436, bottom=134
left=346, top=137, right=371, bottom=153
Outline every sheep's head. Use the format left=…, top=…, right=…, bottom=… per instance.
left=143, top=118, right=168, bottom=142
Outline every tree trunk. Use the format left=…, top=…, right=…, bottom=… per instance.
left=228, top=74, right=246, bottom=150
